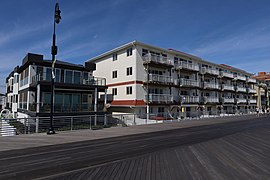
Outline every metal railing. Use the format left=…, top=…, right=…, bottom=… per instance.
left=247, top=77, right=256, bottom=83
left=220, top=71, right=234, bottom=78
left=180, top=96, right=200, bottom=103
left=175, top=62, right=199, bottom=71
left=248, top=99, right=257, bottom=104
left=236, top=87, right=246, bottom=92
left=234, top=75, right=246, bottom=81
left=247, top=88, right=256, bottom=94
left=221, top=98, right=235, bottom=103
left=222, top=84, right=235, bottom=91
left=203, top=82, right=220, bottom=89
left=147, top=94, right=174, bottom=103
left=201, top=67, right=219, bottom=75
left=179, top=78, right=200, bottom=87
left=203, top=97, right=219, bottom=103
left=148, top=74, right=174, bottom=84
left=142, top=54, right=173, bottom=66
left=236, top=99, right=247, bottom=104
left=1, top=110, right=260, bottom=135
left=31, top=73, right=106, bottom=86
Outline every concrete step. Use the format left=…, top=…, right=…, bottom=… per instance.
left=0, top=120, right=16, bottom=136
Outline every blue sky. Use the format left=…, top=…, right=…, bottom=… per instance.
left=1, top=0, right=270, bottom=92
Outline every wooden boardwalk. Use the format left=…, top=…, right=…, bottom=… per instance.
left=45, top=123, right=270, bottom=180
left=0, top=116, right=269, bottom=180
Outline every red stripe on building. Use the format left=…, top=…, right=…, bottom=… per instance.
left=107, top=81, right=144, bottom=87
left=111, top=100, right=146, bottom=106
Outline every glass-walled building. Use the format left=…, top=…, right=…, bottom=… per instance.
left=6, top=53, right=108, bottom=118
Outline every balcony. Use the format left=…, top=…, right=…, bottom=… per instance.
left=248, top=99, right=257, bottom=104
left=247, top=77, right=256, bottom=83
left=237, top=99, right=247, bottom=104
left=222, top=84, right=235, bottom=91
left=247, top=88, right=256, bottom=94
left=220, top=71, right=234, bottom=79
left=180, top=96, right=200, bottom=103
left=203, top=97, right=219, bottom=103
left=203, top=82, right=220, bottom=90
left=31, top=74, right=106, bottom=86
left=146, top=94, right=173, bottom=104
left=147, top=74, right=174, bottom=85
left=221, top=97, right=235, bottom=104
left=236, top=87, right=246, bottom=93
left=142, top=54, right=173, bottom=67
left=200, top=67, right=219, bottom=76
left=179, top=78, right=200, bottom=87
left=175, top=62, right=199, bottom=71
left=234, top=75, right=246, bottom=81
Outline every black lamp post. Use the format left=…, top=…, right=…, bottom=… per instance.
left=47, top=2, right=61, bottom=135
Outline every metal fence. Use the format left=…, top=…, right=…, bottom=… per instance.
left=1, top=110, right=258, bottom=135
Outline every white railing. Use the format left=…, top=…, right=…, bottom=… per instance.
left=201, top=67, right=219, bottom=76
left=180, top=78, right=200, bottom=87
left=147, top=94, right=173, bottom=103
left=204, top=82, right=220, bottom=89
left=222, top=98, right=235, bottom=103
left=248, top=99, right=257, bottom=104
left=220, top=71, right=234, bottom=78
left=180, top=96, right=200, bottom=103
left=236, top=87, right=246, bottom=92
left=148, top=74, right=174, bottom=84
left=237, top=99, right=247, bottom=104
left=222, top=84, right=235, bottom=91
left=247, top=78, right=256, bottom=83
left=175, top=62, right=199, bottom=71
left=247, top=88, right=256, bottom=94
left=204, top=97, right=219, bottom=103
left=142, top=54, right=173, bottom=66
left=235, top=75, right=246, bottom=81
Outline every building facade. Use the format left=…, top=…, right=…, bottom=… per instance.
left=89, top=41, right=257, bottom=118
left=253, top=72, right=270, bottom=109
left=6, top=53, right=107, bottom=118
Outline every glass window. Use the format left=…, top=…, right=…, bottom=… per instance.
left=65, top=70, right=73, bottom=83
left=112, top=88, right=117, bottom=95
left=126, top=86, right=132, bottom=95
left=63, top=94, right=72, bottom=106
left=127, top=48, right=132, bottom=56
left=127, top=67, right=132, bottom=76
left=113, top=53, right=118, bottom=61
left=55, top=69, right=61, bottom=83
left=74, top=71, right=81, bottom=84
left=112, top=70, right=117, bottom=78
left=46, top=68, right=52, bottom=81
left=44, top=93, right=51, bottom=104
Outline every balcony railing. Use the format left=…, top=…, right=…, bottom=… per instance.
left=237, top=99, right=247, bottom=104
left=247, top=77, right=256, bottom=83
left=175, top=62, right=199, bottom=71
left=203, top=82, right=220, bottom=89
left=31, top=73, right=106, bottom=86
left=247, top=88, right=256, bottom=94
left=200, top=67, right=219, bottom=76
left=222, top=84, right=235, bottom=91
left=146, top=94, right=173, bottom=103
left=180, top=96, right=200, bottom=103
left=142, top=54, right=173, bottom=66
left=248, top=99, right=257, bottom=104
left=203, top=97, right=219, bottom=103
left=221, top=98, right=235, bottom=104
left=148, top=74, right=174, bottom=85
left=234, top=75, right=246, bottom=81
left=220, top=71, right=234, bottom=79
left=236, top=87, right=246, bottom=92
left=179, top=78, right=200, bottom=87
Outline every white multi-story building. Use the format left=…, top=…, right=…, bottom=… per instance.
left=88, top=41, right=257, bottom=118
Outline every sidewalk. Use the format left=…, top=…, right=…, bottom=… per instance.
left=0, top=114, right=259, bottom=152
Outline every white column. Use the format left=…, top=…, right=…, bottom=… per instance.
left=94, top=88, right=98, bottom=112
left=27, top=91, right=30, bottom=110
left=37, top=84, right=40, bottom=113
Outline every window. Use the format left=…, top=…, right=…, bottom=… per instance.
left=113, top=53, right=118, bottom=61
left=65, top=70, right=73, bottom=83
left=142, top=49, right=148, bottom=56
left=126, top=67, right=132, bottom=76
left=74, top=71, right=81, bottom=84
left=127, top=48, right=132, bottom=56
left=112, top=70, right=117, bottom=79
left=112, top=88, right=117, bottom=95
left=126, top=86, right=132, bottom=95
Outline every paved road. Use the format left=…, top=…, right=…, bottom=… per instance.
left=0, top=116, right=269, bottom=179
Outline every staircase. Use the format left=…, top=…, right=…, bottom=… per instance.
left=0, top=120, right=16, bottom=136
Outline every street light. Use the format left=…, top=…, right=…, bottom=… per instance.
left=47, top=2, right=61, bottom=135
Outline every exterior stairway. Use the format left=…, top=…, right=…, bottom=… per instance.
left=0, top=120, right=16, bottom=136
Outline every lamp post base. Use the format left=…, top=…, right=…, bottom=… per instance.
left=47, top=128, right=56, bottom=135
